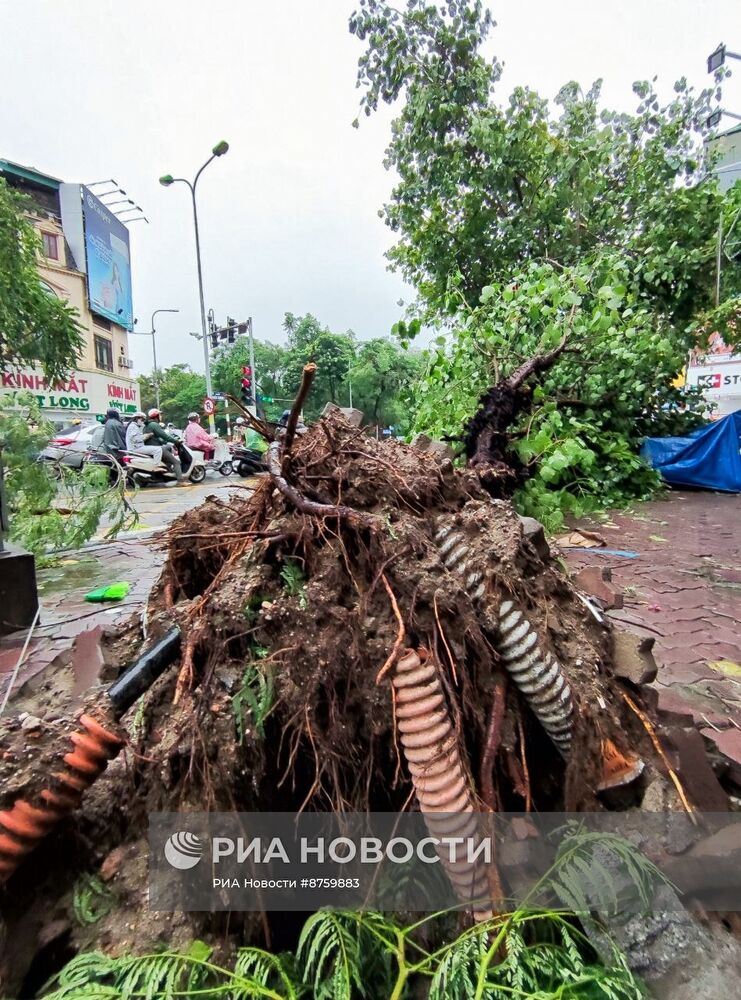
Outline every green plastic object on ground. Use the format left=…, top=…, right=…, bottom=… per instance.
left=84, top=582, right=131, bottom=603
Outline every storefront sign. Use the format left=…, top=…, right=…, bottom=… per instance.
left=686, top=358, right=741, bottom=395
left=1, top=368, right=139, bottom=416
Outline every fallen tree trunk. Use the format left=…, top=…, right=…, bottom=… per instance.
left=461, top=336, right=568, bottom=496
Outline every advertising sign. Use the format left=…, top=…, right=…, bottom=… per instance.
left=686, top=332, right=741, bottom=416
left=1, top=368, right=139, bottom=416
left=686, top=357, right=741, bottom=401
left=81, top=186, right=134, bottom=331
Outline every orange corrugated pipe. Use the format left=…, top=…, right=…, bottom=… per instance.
left=0, top=714, right=123, bottom=880
left=393, top=647, right=494, bottom=921
left=0, top=626, right=181, bottom=883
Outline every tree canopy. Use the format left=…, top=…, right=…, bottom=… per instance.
left=138, top=364, right=207, bottom=428
left=351, top=0, right=741, bottom=526
left=144, top=313, right=422, bottom=431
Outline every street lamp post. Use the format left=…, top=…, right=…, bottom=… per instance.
left=707, top=43, right=741, bottom=74
left=159, top=141, right=229, bottom=430
left=130, top=308, right=180, bottom=411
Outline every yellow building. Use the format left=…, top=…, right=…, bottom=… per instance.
left=0, top=158, right=139, bottom=424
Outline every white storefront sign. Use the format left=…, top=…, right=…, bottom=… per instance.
left=685, top=356, right=741, bottom=417
left=1, top=367, right=139, bottom=416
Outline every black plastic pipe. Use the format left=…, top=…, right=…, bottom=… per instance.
left=107, top=626, right=182, bottom=715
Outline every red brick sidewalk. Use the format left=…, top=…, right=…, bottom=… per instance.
left=564, top=491, right=741, bottom=775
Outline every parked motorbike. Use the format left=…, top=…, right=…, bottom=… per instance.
left=230, top=443, right=268, bottom=477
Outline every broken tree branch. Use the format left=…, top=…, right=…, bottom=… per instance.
left=504, top=333, right=568, bottom=391
left=620, top=690, right=697, bottom=824
left=223, top=393, right=274, bottom=441
left=267, top=441, right=377, bottom=529
left=283, top=362, right=317, bottom=461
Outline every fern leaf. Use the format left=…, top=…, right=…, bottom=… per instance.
left=298, top=911, right=362, bottom=999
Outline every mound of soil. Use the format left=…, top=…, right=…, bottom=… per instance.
left=0, top=410, right=713, bottom=992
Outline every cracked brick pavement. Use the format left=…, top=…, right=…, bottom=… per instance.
left=0, top=478, right=246, bottom=706
left=564, top=491, right=741, bottom=778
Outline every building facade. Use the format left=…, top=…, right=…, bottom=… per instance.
left=0, top=159, right=139, bottom=425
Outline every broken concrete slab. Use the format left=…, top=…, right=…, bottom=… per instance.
left=611, top=630, right=658, bottom=686
left=700, top=726, right=741, bottom=786
left=574, top=564, right=624, bottom=609
left=517, top=515, right=550, bottom=561
left=70, top=626, right=106, bottom=697
left=662, top=726, right=729, bottom=811
left=321, top=402, right=364, bottom=427
left=409, top=432, right=454, bottom=462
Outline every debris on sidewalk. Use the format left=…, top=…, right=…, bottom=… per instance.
left=84, top=582, right=131, bottom=603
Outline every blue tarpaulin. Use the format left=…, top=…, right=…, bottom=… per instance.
left=641, top=411, right=741, bottom=492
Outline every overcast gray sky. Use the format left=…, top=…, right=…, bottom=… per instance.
left=1, top=0, right=739, bottom=377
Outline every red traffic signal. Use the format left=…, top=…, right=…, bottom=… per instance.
left=240, top=365, right=253, bottom=404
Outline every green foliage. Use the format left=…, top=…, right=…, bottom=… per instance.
left=0, top=393, right=135, bottom=563
left=549, top=827, right=669, bottom=918
left=232, top=655, right=274, bottom=743
left=43, top=909, right=643, bottom=1000
left=72, top=874, right=117, bottom=926
left=280, top=558, right=307, bottom=607
left=411, top=257, right=712, bottom=528
left=351, top=2, right=741, bottom=522
left=208, top=314, right=420, bottom=428
left=0, top=177, right=84, bottom=383
left=351, top=3, right=736, bottom=317
left=348, top=338, right=422, bottom=433
left=298, top=910, right=365, bottom=999
left=45, top=830, right=659, bottom=999
left=138, top=364, right=206, bottom=428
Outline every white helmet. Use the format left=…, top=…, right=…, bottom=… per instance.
left=187, top=412, right=200, bottom=421
left=132, top=411, right=146, bottom=420
left=235, top=417, right=246, bottom=425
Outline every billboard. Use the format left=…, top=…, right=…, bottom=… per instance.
left=81, top=186, right=134, bottom=330
left=685, top=332, right=741, bottom=418
left=1, top=367, right=139, bottom=416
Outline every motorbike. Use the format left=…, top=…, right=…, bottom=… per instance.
left=198, top=436, right=233, bottom=476
left=85, top=441, right=208, bottom=487
left=230, top=443, right=268, bottom=477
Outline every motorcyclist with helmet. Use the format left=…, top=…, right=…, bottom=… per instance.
left=184, top=412, right=215, bottom=460
left=143, top=408, right=187, bottom=484
left=125, top=411, right=163, bottom=464
left=102, top=408, right=126, bottom=458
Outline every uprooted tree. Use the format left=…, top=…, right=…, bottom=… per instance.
left=350, top=0, right=741, bottom=527
left=2, top=364, right=739, bottom=997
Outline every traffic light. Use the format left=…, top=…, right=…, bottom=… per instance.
left=240, top=365, right=252, bottom=405
left=210, top=332, right=218, bottom=350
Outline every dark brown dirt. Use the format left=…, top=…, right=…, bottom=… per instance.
left=0, top=411, right=697, bottom=992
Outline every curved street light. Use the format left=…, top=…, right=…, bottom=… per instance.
left=159, top=141, right=229, bottom=429
left=129, top=308, right=180, bottom=410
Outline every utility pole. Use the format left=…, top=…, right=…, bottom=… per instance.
left=247, top=317, right=257, bottom=415
left=716, top=210, right=724, bottom=307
